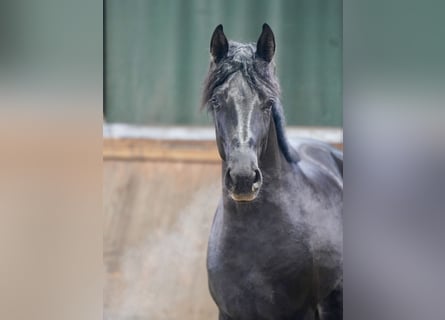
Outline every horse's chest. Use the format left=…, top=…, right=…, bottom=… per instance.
left=207, top=223, right=313, bottom=319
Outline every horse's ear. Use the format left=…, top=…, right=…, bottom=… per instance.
left=210, top=24, right=228, bottom=63
left=256, top=23, right=275, bottom=63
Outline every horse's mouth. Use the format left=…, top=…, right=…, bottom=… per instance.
left=228, top=180, right=261, bottom=202
left=229, top=190, right=259, bottom=202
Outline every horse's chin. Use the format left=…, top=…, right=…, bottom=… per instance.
left=229, top=191, right=259, bottom=202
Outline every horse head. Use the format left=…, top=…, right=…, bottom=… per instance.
left=203, top=24, right=281, bottom=202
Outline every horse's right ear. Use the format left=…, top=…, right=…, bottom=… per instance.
left=210, top=24, right=228, bottom=63
left=256, top=23, right=275, bottom=62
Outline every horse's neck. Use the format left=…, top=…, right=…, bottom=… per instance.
left=259, top=116, right=294, bottom=176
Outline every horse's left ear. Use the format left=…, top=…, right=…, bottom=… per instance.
left=256, top=23, right=275, bottom=63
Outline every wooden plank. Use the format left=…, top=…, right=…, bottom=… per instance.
left=103, top=138, right=221, bottom=163
left=103, top=125, right=343, bottom=162
left=103, top=137, right=342, bottom=162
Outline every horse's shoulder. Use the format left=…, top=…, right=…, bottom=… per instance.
left=291, top=139, right=343, bottom=190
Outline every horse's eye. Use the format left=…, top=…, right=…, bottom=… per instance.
left=210, top=97, right=221, bottom=110
left=263, top=99, right=274, bottom=112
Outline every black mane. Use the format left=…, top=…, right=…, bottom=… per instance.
left=202, top=41, right=298, bottom=164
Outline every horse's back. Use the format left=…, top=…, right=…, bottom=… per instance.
left=290, top=138, right=343, bottom=191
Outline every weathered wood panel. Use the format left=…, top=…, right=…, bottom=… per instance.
left=104, top=159, right=220, bottom=320
left=103, top=138, right=220, bottom=163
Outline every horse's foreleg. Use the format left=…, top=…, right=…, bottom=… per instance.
left=218, top=311, right=233, bottom=320
left=318, top=281, right=343, bottom=320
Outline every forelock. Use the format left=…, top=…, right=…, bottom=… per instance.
left=202, top=41, right=280, bottom=110
left=227, top=41, right=255, bottom=62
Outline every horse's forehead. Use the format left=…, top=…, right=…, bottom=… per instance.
left=225, top=72, right=257, bottom=100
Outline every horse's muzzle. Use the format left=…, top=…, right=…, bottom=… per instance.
left=224, top=166, right=262, bottom=202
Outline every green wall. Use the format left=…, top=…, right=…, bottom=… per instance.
left=105, top=0, right=341, bottom=126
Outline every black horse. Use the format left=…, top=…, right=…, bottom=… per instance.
left=203, top=24, right=343, bottom=320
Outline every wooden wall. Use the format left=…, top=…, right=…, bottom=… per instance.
left=104, top=159, right=220, bottom=319
left=103, top=125, right=342, bottom=319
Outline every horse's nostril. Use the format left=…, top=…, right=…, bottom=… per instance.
left=225, top=168, right=234, bottom=189
left=253, top=169, right=261, bottom=184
